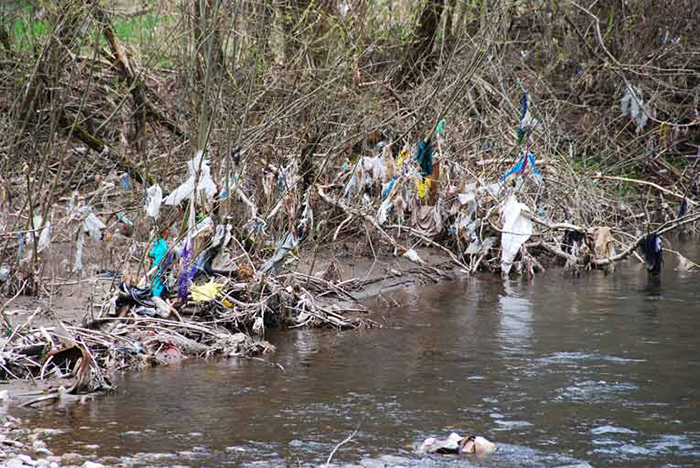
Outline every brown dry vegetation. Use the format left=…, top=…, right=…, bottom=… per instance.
left=0, top=0, right=699, bottom=391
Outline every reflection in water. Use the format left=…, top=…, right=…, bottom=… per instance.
left=12, top=243, right=700, bottom=468
left=497, top=280, right=533, bottom=354
left=643, top=274, right=663, bottom=299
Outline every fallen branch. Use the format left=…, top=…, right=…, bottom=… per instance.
left=325, top=429, right=359, bottom=467
left=386, top=224, right=470, bottom=271
left=594, top=175, right=697, bottom=205
left=317, top=185, right=424, bottom=265
left=528, top=211, right=700, bottom=267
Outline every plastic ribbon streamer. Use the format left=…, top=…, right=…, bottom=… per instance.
left=500, top=151, right=541, bottom=182
left=177, top=241, right=197, bottom=300
left=149, top=238, right=168, bottom=297
left=516, top=93, right=528, bottom=145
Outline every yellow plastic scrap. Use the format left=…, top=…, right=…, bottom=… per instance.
left=397, top=149, right=409, bottom=169
left=416, top=177, right=431, bottom=199
left=191, top=281, right=223, bottom=303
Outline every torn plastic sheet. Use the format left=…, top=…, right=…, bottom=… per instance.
left=164, top=151, right=218, bottom=205
left=297, top=192, right=314, bottom=238
left=145, top=184, right=163, bottom=218
left=343, top=174, right=358, bottom=198
left=171, top=217, right=214, bottom=254
left=500, top=195, right=533, bottom=276
left=83, top=213, right=106, bottom=239
left=277, top=162, right=297, bottom=192
left=73, top=231, right=85, bottom=272
left=16, top=233, right=24, bottom=263
left=458, top=192, right=475, bottom=206
left=620, top=84, right=651, bottom=133
left=219, top=175, right=240, bottom=200
left=381, top=178, right=396, bottom=200
left=465, top=236, right=497, bottom=256
left=377, top=178, right=399, bottom=225
left=252, top=316, right=264, bottom=335
left=403, top=248, right=424, bottom=264
left=29, top=215, right=52, bottom=256
left=262, top=233, right=298, bottom=274
left=457, top=191, right=477, bottom=219
left=362, top=156, right=385, bottom=181
left=38, top=219, right=52, bottom=253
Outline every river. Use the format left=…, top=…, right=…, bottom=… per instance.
left=10, top=243, right=700, bottom=467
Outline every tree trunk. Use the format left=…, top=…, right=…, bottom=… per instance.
left=443, top=0, right=456, bottom=47
left=395, top=0, right=447, bottom=89
left=192, top=0, right=225, bottom=76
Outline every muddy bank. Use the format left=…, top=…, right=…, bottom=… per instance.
left=0, top=239, right=459, bottom=402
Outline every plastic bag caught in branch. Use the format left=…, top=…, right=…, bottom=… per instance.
left=21, top=216, right=52, bottom=263
left=297, top=192, right=314, bottom=238
left=38, top=219, right=52, bottom=253
left=164, top=151, right=218, bottom=205
left=145, top=184, right=163, bottom=218
left=500, top=151, right=541, bottom=183
left=32, top=215, right=52, bottom=253
left=500, top=195, right=533, bottom=276
left=83, top=213, right=106, bottom=239
left=262, top=233, right=298, bottom=274
left=620, top=85, right=652, bottom=133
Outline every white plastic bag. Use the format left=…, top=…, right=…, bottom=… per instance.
left=38, top=220, right=52, bottom=253
left=500, top=195, right=533, bottom=276
left=32, top=215, right=52, bottom=253
left=164, top=151, right=218, bottom=205
left=83, top=213, right=106, bottom=239
left=145, top=184, right=163, bottom=218
left=620, top=85, right=650, bottom=133
left=403, top=248, right=424, bottom=264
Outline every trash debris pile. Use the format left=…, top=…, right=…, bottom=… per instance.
left=419, top=432, right=498, bottom=456
left=0, top=92, right=698, bottom=399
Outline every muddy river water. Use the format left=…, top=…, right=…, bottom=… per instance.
left=10, top=244, right=700, bottom=467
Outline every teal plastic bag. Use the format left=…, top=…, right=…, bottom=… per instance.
left=149, top=238, right=168, bottom=297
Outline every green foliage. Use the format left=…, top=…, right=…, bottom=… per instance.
left=112, top=12, right=163, bottom=44
left=9, top=16, right=49, bottom=49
